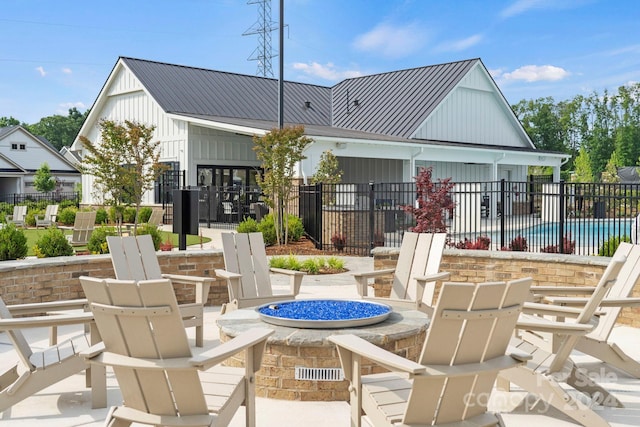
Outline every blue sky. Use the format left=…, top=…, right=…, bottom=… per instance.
left=1, top=0, right=639, bottom=124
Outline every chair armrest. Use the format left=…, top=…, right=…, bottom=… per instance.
left=0, top=312, right=94, bottom=331
left=599, top=297, right=640, bottom=308
left=414, top=271, right=451, bottom=307
left=329, top=334, right=426, bottom=375
left=214, top=269, right=242, bottom=280
left=516, top=314, right=593, bottom=335
left=81, top=342, right=106, bottom=359
left=7, top=299, right=89, bottom=316
left=522, top=302, right=584, bottom=318
left=270, top=268, right=306, bottom=296
left=531, top=286, right=596, bottom=295
left=191, top=328, right=274, bottom=370
left=352, top=268, right=396, bottom=297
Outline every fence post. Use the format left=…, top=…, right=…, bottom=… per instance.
left=500, top=179, right=506, bottom=249
left=559, top=180, right=565, bottom=253
left=369, top=182, right=375, bottom=252
left=316, top=183, right=323, bottom=247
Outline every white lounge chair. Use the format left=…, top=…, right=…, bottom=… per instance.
left=35, top=204, right=58, bottom=228
left=6, top=205, right=27, bottom=228
left=79, top=276, right=273, bottom=427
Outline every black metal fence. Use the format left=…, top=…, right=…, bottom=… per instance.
left=0, top=191, right=80, bottom=206
left=299, top=180, right=640, bottom=256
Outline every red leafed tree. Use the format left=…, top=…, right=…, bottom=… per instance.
left=402, top=167, right=455, bottom=233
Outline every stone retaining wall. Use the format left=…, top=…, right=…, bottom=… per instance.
left=0, top=250, right=229, bottom=307
left=372, top=248, right=640, bottom=328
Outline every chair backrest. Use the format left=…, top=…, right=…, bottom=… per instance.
left=222, top=202, right=235, bottom=214
left=588, top=242, right=640, bottom=341
left=46, top=204, right=59, bottom=221
left=410, top=278, right=532, bottom=424
left=80, top=276, right=207, bottom=416
left=71, top=211, right=97, bottom=243
left=547, top=252, right=627, bottom=373
left=391, top=232, right=447, bottom=304
left=221, top=232, right=273, bottom=299
left=147, top=208, right=164, bottom=226
left=107, top=235, right=163, bottom=281
left=12, top=205, right=27, bottom=220
left=0, top=297, right=35, bottom=371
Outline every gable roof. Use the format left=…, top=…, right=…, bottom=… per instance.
left=332, top=59, right=478, bottom=138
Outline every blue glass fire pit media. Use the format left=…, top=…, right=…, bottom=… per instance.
left=256, top=299, right=392, bottom=329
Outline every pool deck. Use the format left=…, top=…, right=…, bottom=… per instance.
left=2, top=229, right=640, bottom=426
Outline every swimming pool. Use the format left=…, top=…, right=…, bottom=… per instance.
left=513, top=219, right=634, bottom=249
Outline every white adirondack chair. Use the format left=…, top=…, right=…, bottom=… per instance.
left=35, top=204, right=58, bottom=228
left=0, top=297, right=106, bottom=412
left=526, top=241, right=640, bottom=379
left=67, top=211, right=96, bottom=246
left=79, top=276, right=273, bottom=427
left=329, top=277, right=533, bottom=427
left=6, top=205, right=27, bottom=228
left=499, top=252, right=629, bottom=427
left=215, top=232, right=305, bottom=314
left=352, top=232, right=450, bottom=313
left=107, top=234, right=213, bottom=347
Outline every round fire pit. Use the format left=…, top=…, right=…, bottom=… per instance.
left=256, top=299, right=392, bottom=328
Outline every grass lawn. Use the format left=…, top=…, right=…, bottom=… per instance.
left=22, top=228, right=210, bottom=257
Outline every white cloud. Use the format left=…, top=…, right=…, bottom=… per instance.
left=57, top=102, right=87, bottom=114
left=35, top=66, right=47, bottom=77
left=352, top=22, right=427, bottom=58
left=435, top=34, right=483, bottom=52
left=292, top=62, right=363, bottom=81
left=502, top=65, right=570, bottom=82
left=489, top=68, right=505, bottom=78
left=62, top=67, right=72, bottom=74
left=500, top=0, right=592, bottom=18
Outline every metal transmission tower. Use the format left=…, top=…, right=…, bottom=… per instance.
left=243, top=0, right=278, bottom=78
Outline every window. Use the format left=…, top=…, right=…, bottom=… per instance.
left=10, top=143, right=26, bottom=150
left=19, top=144, right=25, bottom=150
left=11, top=143, right=17, bottom=150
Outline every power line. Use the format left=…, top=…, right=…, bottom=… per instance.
left=243, top=0, right=278, bottom=78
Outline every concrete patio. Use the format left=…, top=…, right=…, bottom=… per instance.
left=1, top=230, right=640, bottom=426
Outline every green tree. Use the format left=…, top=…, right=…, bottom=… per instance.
left=513, top=97, right=567, bottom=153
left=573, top=147, right=594, bottom=182
left=33, top=162, right=56, bottom=192
left=80, top=120, right=166, bottom=234
left=309, top=149, right=342, bottom=185
left=27, top=107, right=88, bottom=151
left=602, top=150, right=622, bottom=183
left=0, top=116, right=22, bottom=127
left=253, top=125, right=312, bottom=245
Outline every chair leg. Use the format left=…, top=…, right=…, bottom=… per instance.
left=195, top=325, right=204, bottom=348
left=575, top=339, right=640, bottom=379
left=567, top=365, right=623, bottom=408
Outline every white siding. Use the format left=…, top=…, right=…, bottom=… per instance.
left=413, top=66, right=526, bottom=148
left=0, top=128, right=72, bottom=171
left=416, top=160, right=527, bottom=183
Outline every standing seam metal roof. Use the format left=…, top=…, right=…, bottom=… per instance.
left=121, top=57, right=485, bottom=141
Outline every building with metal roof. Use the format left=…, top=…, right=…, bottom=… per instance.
left=71, top=56, right=568, bottom=208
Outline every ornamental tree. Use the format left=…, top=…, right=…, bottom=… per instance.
left=80, top=120, right=166, bottom=234
left=402, top=166, right=455, bottom=233
left=33, top=162, right=56, bottom=193
left=253, top=125, right=312, bottom=245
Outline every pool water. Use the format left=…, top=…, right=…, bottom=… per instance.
left=515, top=219, right=634, bottom=246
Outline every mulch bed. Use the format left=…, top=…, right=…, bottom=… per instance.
left=264, top=236, right=342, bottom=256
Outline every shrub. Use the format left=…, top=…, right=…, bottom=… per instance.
left=135, top=223, right=163, bottom=250
left=138, top=206, right=153, bottom=223
left=301, top=258, right=320, bottom=274
left=541, top=233, right=576, bottom=254
left=598, top=235, right=631, bottom=257
left=123, top=207, right=137, bottom=223
left=254, top=213, right=305, bottom=246
left=257, top=214, right=277, bottom=245
left=331, top=233, right=346, bottom=251
left=87, top=225, right=118, bottom=254
left=451, top=236, right=491, bottom=250
left=33, top=227, right=74, bottom=258
left=0, top=224, right=28, bottom=260
left=237, top=217, right=259, bottom=233
left=95, top=207, right=109, bottom=225
left=269, top=255, right=345, bottom=274
left=508, top=235, right=528, bottom=251
left=58, top=206, right=78, bottom=225
left=25, top=209, right=40, bottom=227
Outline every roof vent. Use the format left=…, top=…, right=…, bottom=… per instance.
left=353, top=99, right=360, bottom=107
left=304, top=101, right=311, bottom=109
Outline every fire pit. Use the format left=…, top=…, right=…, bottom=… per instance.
left=218, top=302, right=429, bottom=401
left=256, top=299, right=392, bottom=328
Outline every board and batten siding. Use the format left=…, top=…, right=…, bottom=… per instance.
left=0, top=129, right=71, bottom=171
left=80, top=65, right=188, bottom=205
left=412, top=65, right=525, bottom=148
left=416, top=160, right=527, bottom=183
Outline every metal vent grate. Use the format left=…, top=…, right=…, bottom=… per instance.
left=294, top=366, right=344, bottom=381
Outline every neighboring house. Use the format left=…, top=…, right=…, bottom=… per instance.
left=0, top=125, right=81, bottom=195
left=71, top=56, right=569, bottom=207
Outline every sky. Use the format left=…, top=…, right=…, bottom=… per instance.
left=1, top=0, right=639, bottom=124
